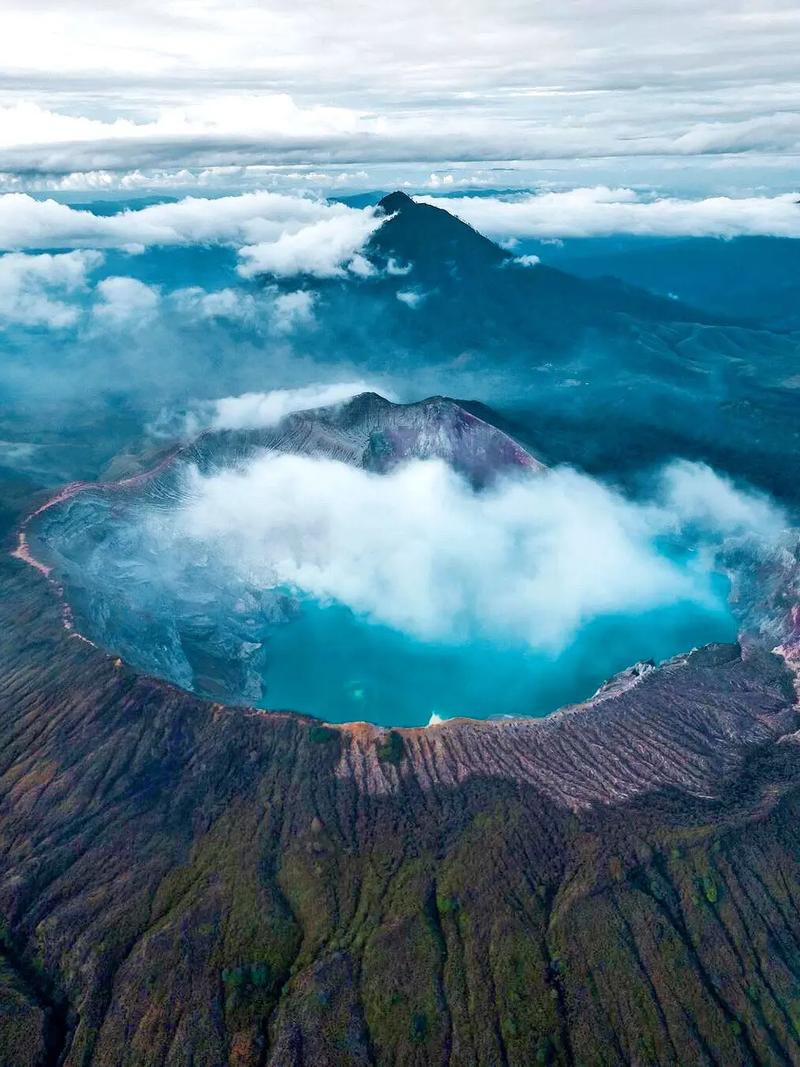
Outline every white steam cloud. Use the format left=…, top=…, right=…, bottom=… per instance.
left=199, top=382, right=395, bottom=433
left=209, top=382, right=391, bottom=431
left=148, top=383, right=395, bottom=441
left=141, top=454, right=785, bottom=652
left=657, top=460, right=784, bottom=542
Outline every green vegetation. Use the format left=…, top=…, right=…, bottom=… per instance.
left=376, top=729, right=405, bottom=764
left=702, top=873, right=719, bottom=904
left=308, top=724, right=339, bottom=744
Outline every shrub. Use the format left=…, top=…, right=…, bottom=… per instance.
left=309, top=725, right=338, bottom=745
left=377, top=731, right=404, bottom=765
left=702, top=874, right=718, bottom=904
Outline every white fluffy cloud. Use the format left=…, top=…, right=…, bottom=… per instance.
left=146, top=453, right=784, bottom=651
left=0, top=190, right=376, bottom=247
left=0, top=191, right=386, bottom=277
left=396, top=289, right=424, bottom=308
left=420, top=187, right=800, bottom=239
left=92, top=276, right=160, bottom=325
left=236, top=212, right=385, bottom=278
left=171, top=286, right=257, bottom=325
left=513, top=254, right=540, bottom=268
left=0, top=249, right=101, bottom=327
left=271, top=290, right=316, bottom=332
left=657, top=460, right=784, bottom=541
left=170, top=284, right=316, bottom=334
left=5, top=187, right=796, bottom=277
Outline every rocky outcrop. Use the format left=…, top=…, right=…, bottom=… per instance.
left=336, top=643, right=797, bottom=808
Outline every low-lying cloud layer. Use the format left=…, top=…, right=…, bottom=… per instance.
left=0, top=192, right=386, bottom=278
left=2, top=188, right=800, bottom=298
left=141, top=453, right=784, bottom=651
left=422, top=188, right=800, bottom=239
left=0, top=248, right=327, bottom=340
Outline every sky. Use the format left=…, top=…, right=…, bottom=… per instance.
left=1, top=0, right=800, bottom=196
left=0, top=0, right=799, bottom=343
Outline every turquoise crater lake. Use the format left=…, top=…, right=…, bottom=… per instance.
left=29, top=488, right=738, bottom=726
left=259, top=591, right=736, bottom=727
left=24, top=393, right=743, bottom=728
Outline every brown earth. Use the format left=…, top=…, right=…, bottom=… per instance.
left=1, top=544, right=800, bottom=1066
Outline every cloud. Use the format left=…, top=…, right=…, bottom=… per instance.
left=206, top=382, right=392, bottom=432
left=420, top=187, right=800, bottom=239
left=5, top=102, right=800, bottom=182
left=0, top=97, right=377, bottom=174
left=169, top=284, right=316, bottom=335
left=1, top=186, right=798, bottom=286
left=2, top=3, right=800, bottom=183
left=396, top=289, right=424, bottom=308
left=132, top=453, right=784, bottom=653
left=0, top=165, right=376, bottom=196
left=170, top=286, right=257, bottom=325
left=0, top=97, right=362, bottom=151
left=0, top=190, right=387, bottom=278
left=235, top=212, right=384, bottom=278
left=0, top=249, right=101, bottom=327
left=657, top=460, right=786, bottom=541
left=92, top=276, right=159, bottom=325
left=0, top=190, right=379, bottom=248
left=272, top=290, right=315, bottom=332
left=670, top=112, right=800, bottom=156
left=513, top=254, right=540, bottom=268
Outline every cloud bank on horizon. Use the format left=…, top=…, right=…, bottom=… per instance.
left=0, top=192, right=384, bottom=265
left=1, top=182, right=799, bottom=338
left=421, top=188, right=800, bottom=240
left=1, top=0, right=799, bottom=194
left=1, top=188, right=799, bottom=279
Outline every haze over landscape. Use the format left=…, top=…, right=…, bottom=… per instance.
left=2, top=3, right=800, bottom=1066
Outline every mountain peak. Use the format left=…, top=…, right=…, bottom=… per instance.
left=378, top=190, right=415, bottom=214
left=370, top=190, right=508, bottom=276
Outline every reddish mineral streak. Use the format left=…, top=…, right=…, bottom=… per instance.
left=10, top=532, right=51, bottom=577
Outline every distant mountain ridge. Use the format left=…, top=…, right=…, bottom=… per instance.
left=286, top=188, right=758, bottom=381
left=369, top=190, right=723, bottom=328
left=299, top=191, right=800, bottom=505
left=532, top=233, right=800, bottom=330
